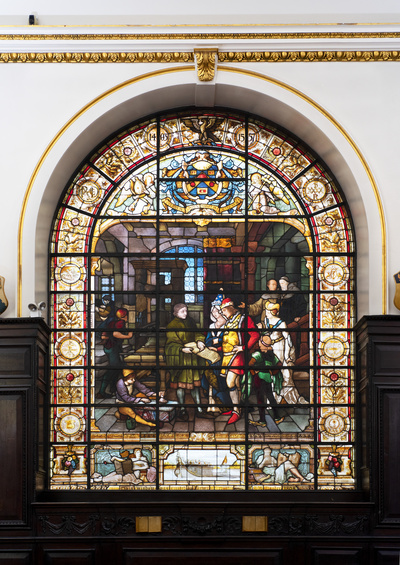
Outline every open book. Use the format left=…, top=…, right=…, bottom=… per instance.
left=184, top=341, right=221, bottom=364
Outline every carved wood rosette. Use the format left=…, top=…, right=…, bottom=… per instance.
left=194, top=48, right=218, bottom=81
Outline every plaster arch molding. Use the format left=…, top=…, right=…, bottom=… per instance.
left=22, top=66, right=382, bottom=318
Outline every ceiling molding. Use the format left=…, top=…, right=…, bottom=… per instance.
left=2, top=32, right=400, bottom=40
left=1, top=49, right=399, bottom=64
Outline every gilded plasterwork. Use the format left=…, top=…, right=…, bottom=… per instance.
left=2, top=32, right=400, bottom=40
left=1, top=50, right=400, bottom=64
left=194, top=49, right=217, bottom=81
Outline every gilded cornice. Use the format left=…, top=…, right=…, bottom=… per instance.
left=218, top=50, right=400, bottom=62
left=0, top=52, right=195, bottom=63
left=2, top=32, right=400, bottom=40
left=1, top=50, right=400, bottom=64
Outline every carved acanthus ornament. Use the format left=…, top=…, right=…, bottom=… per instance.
left=194, top=49, right=218, bottom=81
left=0, top=52, right=195, bottom=63
left=0, top=49, right=400, bottom=64
left=218, top=50, right=400, bottom=62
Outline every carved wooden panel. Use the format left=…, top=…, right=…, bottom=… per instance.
left=34, top=507, right=370, bottom=539
left=374, top=342, right=400, bottom=376
left=0, top=391, right=27, bottom=524
left=123, top=550, right=281, bottom=565
left=380, top=389, right=400, bottom=523
left=43, top=550, right=95, bottom=565
left=311, top=548, right=362, bottom=565
left=356, top=316, right=400, bottom=528
left=36, top=388, right=46, bottom=491
left=0, top=551, right=32, bottom=564
left=0, top=345, right=30, bottom=375
left=374, top=548, right=400, bottom=565
left=0, top=319, right=50, bottom=528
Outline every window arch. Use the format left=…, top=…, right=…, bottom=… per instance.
left=49, top=108, right=355, bottom=491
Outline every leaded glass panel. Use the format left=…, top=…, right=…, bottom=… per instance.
left=49, top=109, right=356, bottom=491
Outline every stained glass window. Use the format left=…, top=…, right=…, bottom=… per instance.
left=49, top=109, right=356, bottom=491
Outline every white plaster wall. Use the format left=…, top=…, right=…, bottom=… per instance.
left=0, top=56, right=398, bottom=319
left=2, top=0, right=400, bottom=24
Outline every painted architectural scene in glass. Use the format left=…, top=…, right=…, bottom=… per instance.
left=49, top=110, right=356, bottom=491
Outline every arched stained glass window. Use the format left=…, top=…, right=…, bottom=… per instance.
left=49, top=109, right=356, bottom=491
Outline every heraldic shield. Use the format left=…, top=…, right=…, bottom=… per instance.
left=394, top=271, right=400, bottom=311
left=0, top=275, right=8, bottom=315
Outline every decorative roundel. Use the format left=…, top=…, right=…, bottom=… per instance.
left=271, top=146, right=282, bottom=156
left=320, top=337, right=346, bottom=360
left=329, top=297, right=339, bottom=307
left=61, top=369, right=83, bottom=384
left=123, top=146, right=133, bottom=156
left=59, top=413, right=84, bottom=436
left=56, top=335, right=85, bottom=361
left=234, top=125, right=259, bottom=150
left=76, top=181, right=101, bottom=204
left=71, top=217, right=80, bottom=226
left=302, top=179, right=327, bottom=203
left=65, top=297, right=75, bottom=307
left=55, top=263, right=86, bottom=286
left=319, top=261, right=349, bottom=286
left=320, top=412, right=349, bottom=437
left=324, top=215, right=335, bottom=227
left=146, top=124, right=171, bottom=149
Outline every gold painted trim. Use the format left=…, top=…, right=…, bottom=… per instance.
left=194, top=48, right=217, bottom=81
left=2, top=50, right=400, bottom=64
left=17, top=65, right=195, bottom=316
left=219, top=51, right=400, bottom=62
left=218, top=65, right=387, bottom=313
left=1, top=52, right=194, bottom=63
left=2, top=32, right=400, bottom=40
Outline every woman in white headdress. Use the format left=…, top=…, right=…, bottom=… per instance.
left=263, top=302, right=307, bottom=405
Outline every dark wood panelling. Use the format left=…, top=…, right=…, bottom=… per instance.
left=375, top=548, right=400, bottom=565
left=0, top=318, right=49, bottom=529
left=123, top=550, right=281, bottom=565
left=356, top=316, right=400, bottom=529
left=381, top=390, right=400, bottom=522
left=0, top=552, right=32, bottom=564
left=0, top=318, right=398, bottom=561
left=38, top=349, right=46, bottom=383
left=358, top=342, right=370, bottom=492
left=311, top=548, right=362, bottom=565
left=0, top=345, right=30, bottom=375
left=43, top=550, right=95, bottom=565
left=374, top=342, right=400, bottom=375
left=36, top=388, right=46, bottom=491
left=0, top=391, right=26, bottom=523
